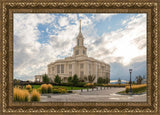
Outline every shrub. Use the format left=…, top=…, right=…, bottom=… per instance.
left=14, top=87, right=29, bottom=102
left=26, top=85, right=32, bottom=92
left=125, top=84, right=147, bottom=93
left=41, top=84, right=48, bottom=94
left=75, top=82, right=86, bottom=87
left=54, top=75, right=61, bottom=84
left=52, top=88, right=67, bottom=94
left=97, top=77, right=104, bottom=84
left=47, top=84, right=53, bottom=93
left=31, top=89, right=40, bottom=102
left=37, top=87, right=41, bottom=93
left=84, top=83, right=94, bottom=88
left=60, top=88, right=67, bottom=94
left=67, top=76, right=72, bottom=83
left=52, top=88, right=60, bottom=94
left=102, top=84, right=129, bottom=87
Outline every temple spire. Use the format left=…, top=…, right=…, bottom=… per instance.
left=79, top=19, right=81, bottom=33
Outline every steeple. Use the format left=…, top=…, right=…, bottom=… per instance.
left=73, top=20, right=87, bottom=56
left=79, top=19, right=81, bottom=33
left=76, top=20, right=84, bottom=46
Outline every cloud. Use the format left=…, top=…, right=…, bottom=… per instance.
left=86, top=14, right=146, bottom=66
left=58, top=16, right=69, bottom=26
left=14, top=13, right=146, bottom=81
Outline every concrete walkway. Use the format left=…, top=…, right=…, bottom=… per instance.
left=40, top=87, right=146, bottom=102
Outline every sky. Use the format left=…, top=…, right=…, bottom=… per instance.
left=13, top=13, right=147, bottom=81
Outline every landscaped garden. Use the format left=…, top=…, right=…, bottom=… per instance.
left=13, top=74, right=147, bottom=102
left=117, top=84, right=147, bottom=94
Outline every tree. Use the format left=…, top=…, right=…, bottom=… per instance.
left=67, top=76, right=72, bottom=83
left=135, top=75, right=144, bottom=84
left=88, top=75, right=96, bottom=83
left=104, top=77, right=110, bottom=84
left=42, top=74, right=49, bottom=83
left=97, top=77, right=103, bottom=84
left=54, top=75, right=61, bottom=84
left=84, top=76, right=88, bottom=82
left=118, top=78, right=121, bottom=85
left=72, top=74, right=79, bottom=86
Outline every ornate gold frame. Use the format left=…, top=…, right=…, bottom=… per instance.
left=0, top=0, right=159, bottom=114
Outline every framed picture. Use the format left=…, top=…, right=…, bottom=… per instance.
left=0, top=0, right=159, bottom=114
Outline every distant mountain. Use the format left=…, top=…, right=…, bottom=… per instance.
left=110, top=80, right=128, bottom=84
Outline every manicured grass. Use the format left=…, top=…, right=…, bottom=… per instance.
left=30, top=85, right=87, bottom=90
left=32, top=85, right=41, bottom=89
left=52, top=86, right=87, bottom=90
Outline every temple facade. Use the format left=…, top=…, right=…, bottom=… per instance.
left=47, top=20, right=110, bottom=83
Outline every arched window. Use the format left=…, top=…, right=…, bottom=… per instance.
left=76, top=50, right=79, bottom=55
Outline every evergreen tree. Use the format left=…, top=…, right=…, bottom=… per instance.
left=42, top=74, right=49, bottom=83
left=118, top=78, right=121, bottom=85
left=72, top=74, right=79, bottom=86
left=54, top=75, right=61, bottom=84
left=67, top=76, right=72, bottom=83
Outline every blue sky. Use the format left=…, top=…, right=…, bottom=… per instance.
left=13, top=13, right=146, bottom=81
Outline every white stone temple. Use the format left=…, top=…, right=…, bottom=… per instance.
left=47, top=20, right=110, bottom=83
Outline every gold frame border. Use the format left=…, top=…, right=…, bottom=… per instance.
left=0, top=0, right=159, bottom=114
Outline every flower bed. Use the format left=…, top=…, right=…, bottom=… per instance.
left=102, top=84, right=130, bottom=87
left=52, top=88, right=67, bottom=94
left=125, top=84, right=147, bottom=93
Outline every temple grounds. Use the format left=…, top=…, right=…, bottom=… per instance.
left=40, top=87, right=146, bottom=102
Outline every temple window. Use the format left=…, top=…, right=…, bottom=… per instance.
left=69, top=64, right=72, bottom=69
left=80, top=64, right=84, bottom=69
left=76, top=50, right=79, bottom=55
left=61, top=64, right=64, bottom=73
left=57, top=65, right=60, bottom=73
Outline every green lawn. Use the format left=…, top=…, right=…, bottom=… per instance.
left=31, top=85, right=87, bottom=90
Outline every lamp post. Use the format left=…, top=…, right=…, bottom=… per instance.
left=129, top=69, right=132, bottom=94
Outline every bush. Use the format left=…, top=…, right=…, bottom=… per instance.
left=26, top=84, right=32, bottom=92
left=84, top=83, right=94, bottom=88
left=14, top=87, right=29, bottom=102
left=97, top=77, right=110, bottom=84
left=67, top=76, right=72, bottom=83
left=102, top=84, right=129, bottom=87
left=31, top=89, right=40, bottom=102
left=52, top=88, right=67, bottom=94
left=97, top=77, right=104, bottom=84
left=41, top=84, right=48, bottom=94
left=125, top=84, right=147, bottom=93
left=75, top=82, right=86, bottom=87
left=37, top=87, right=41, bottom=93
left=47, top=84, right=53, bottom=93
